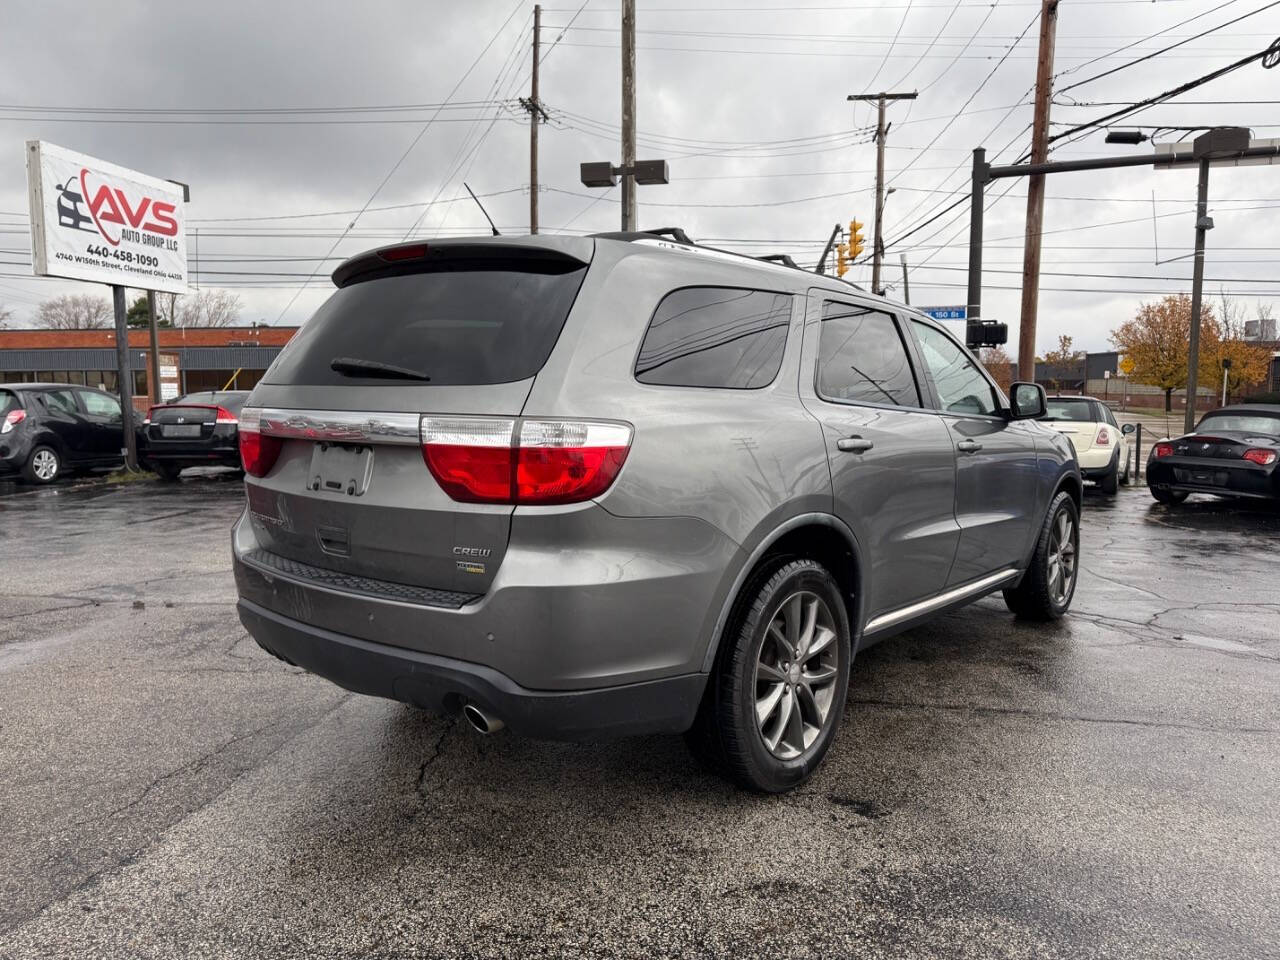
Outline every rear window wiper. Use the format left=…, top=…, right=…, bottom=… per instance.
left=329, top=357, right=431, bottom=382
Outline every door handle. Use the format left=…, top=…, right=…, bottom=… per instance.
left=836, top=437, right=875, bottom=454
left=957, top=439, right=983, bottom=454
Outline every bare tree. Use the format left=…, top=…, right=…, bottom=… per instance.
left=36, top=294, right=112, bottom=329
left=161, top=290, right=243, bottom=328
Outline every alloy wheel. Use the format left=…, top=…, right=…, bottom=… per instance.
left=753, top=590, right=840, bottom=760
left=32, top=449, right=58, bottom=482
left=1046, top=508, right=1077, bottom=605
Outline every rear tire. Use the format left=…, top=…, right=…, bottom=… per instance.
left=151, top=462, right=183, bottom=482
left=1003, top=490, right=1079, bottom=621
left=1150, top=486, right=1188, bottom=505
left=22, top=445, right=61, bottom=485
left=686, top=559, right=851, bottom=793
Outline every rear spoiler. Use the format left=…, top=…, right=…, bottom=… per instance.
left=332, top=239, right=592, bottom=288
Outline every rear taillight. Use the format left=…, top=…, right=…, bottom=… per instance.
left=1, top=409, right=25, bottom=434
left=1152, top=442, right=1175, bottom=458
left=143, top=405, right=156, bottom=426
left=1243, top=448, right=1277, bottom=466
left=215, top=406, right=238, bottom=425
left=1095, top=426, right=1110, bottom=447
left=238, top=407, right=283, bottom=478
left=420, top=417, right=632, bottom=505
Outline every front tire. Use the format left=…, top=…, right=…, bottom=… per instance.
left=22, top=445, right=61, bottom=485
left=1003, top=490, right=1079, bottom=621
left=151, top=462, right=183, bottom=482
left=1150, top=486, right=1188, bottom=505
left=687, top=559, right=851, bottom=793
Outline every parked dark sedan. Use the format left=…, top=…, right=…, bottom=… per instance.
left=0, top=383, right=125, bottom=484
left=140, top=391, right=249, bottom=480
left=1147, top=404, right=1280, bottom=504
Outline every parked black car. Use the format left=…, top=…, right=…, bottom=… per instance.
left=0, top=383, right=125, bottom=484
left=1147, top=404, right=1280, bottom=504
left=140, top=391, right=249, bottom=480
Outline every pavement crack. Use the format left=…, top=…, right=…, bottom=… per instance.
left=849, top=697, right=1280, bottom=735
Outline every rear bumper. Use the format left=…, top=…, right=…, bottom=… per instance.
left=238, top=597, right=706, bottom=740
left=1146, top=459, right=1280, bottom=500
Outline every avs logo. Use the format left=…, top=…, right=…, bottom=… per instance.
left=61, top=168, right=179, bottom=248
left=54, top=177, right=95, bottom=233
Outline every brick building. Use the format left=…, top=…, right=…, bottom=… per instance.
left=0, top=326, right=298, bottom=407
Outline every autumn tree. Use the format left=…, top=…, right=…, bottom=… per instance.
left=1204, top=291, right=1273, bottom=400
left=36, top=294, right=111, bottom=329
left=979, top=345, right=1014, bottom=394
left=1110, top=293, right=1220, bottom=412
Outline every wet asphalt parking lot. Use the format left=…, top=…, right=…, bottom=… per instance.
left=0, top=471, right=1277, bottom=959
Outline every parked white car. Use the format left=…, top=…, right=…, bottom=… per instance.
left=1040, top=395, right=1132, bottom=493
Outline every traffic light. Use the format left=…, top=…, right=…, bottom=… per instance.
left=848, top=220, right=866, bottom=259
left=835, top=242, right=850, bottom=278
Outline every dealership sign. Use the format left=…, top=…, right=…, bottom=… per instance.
left=26, top=141, right=188, bottom=294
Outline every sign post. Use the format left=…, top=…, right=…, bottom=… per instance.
left=26, top=141, right=189, bottom=471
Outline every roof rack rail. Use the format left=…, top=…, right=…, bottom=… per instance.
left=755, top=253, right=800, bottom=270
left=592, top=227, right=868, bottom=291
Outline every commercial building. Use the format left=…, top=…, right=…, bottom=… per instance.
left=0, top=326, right=298, bottom=408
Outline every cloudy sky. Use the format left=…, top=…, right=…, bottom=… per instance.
left=2, top=0, right=1278, bottom=355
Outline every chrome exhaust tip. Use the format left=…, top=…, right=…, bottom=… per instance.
left=462, top=702, right=504, bottom=735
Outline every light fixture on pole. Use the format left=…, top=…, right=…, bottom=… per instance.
left=579, top=159, right=670, bottom=229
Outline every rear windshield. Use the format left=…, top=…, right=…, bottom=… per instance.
left=171, top=391, right=248, bottom=412
left=1041, top=398, right=1095, bottom=422
left=266, top=263, right=588, bottom=387
left=1197, top=411, right=1280, bottom=434
left=0, top=390, right=19, bottom=416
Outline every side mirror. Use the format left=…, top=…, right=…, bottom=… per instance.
left=1008, top=381, right=1046, bottom=420
left=1121, top=423, right=1136, bottom=435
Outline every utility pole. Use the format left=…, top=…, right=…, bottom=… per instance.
left=814, top=223, right=842, bottom=275
left=1018, top=0, right=1059, bottom=382
left=147, top=290, right=161, bottom=404
left=621, top=0, right=637, bottom=230
left=900, top=253, right=911, bottom=305
left=1185, top=155, right=1211, bottom=432
left=111, top=285, right=137, bottom=471
left=847, top=91, right=917, bottom=295
left=521, top=5, right=549, bottom=234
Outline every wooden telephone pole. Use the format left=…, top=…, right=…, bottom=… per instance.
left=521, top=5, right=549, bottom=234
left=621, top=0, right=637, bottom=230
left=1017, top=0, right=1059, bottom=381
left=847, top=91, right=917, bottom=295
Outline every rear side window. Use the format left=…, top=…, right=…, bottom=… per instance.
left=41, top=389, right=79, bottom=415
left=817, top=302, right=920, bottom=407
left=635, top=287, right=792, bottom=389
left=266, top=262, right=588, bottom=387
left=0, top=390, right=18, bottom=416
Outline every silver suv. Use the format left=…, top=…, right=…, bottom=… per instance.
left=232, top=232, right=1081, bottom=792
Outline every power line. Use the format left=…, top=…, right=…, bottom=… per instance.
left=1056, top=0, right=1280, bottom=94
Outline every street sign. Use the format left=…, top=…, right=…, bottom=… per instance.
left=26, top=141, right=188, bottom=294
left=922, top=305, right=967, bottom=321
left=1154, top=138, right=1280, bottom=169
left=1119, top=356, right=1135, bottom=375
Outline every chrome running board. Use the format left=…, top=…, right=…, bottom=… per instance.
left=863, top=567, right=1020, bottom=635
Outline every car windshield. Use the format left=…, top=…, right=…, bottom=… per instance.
left=1196, top=412, right=1280, bottom=435
left=1041, top=399, right=1094, bottom=422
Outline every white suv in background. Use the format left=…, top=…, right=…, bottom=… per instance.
left=1040, top=395, right=1132, bottom=494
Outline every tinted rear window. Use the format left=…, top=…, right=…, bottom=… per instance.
left=1197, top=411, right=1280, bottom=434
left=634, top=286, right=792, bottom=389
left=1042, top=399, right=1096, bottom=422
left=0, top=390, right=18, bottom=416
left=817, top=301, right=920, bottom=407
left=173, top=391, right=248, bottom=412
left=266, top=263, right=587, bottom=387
